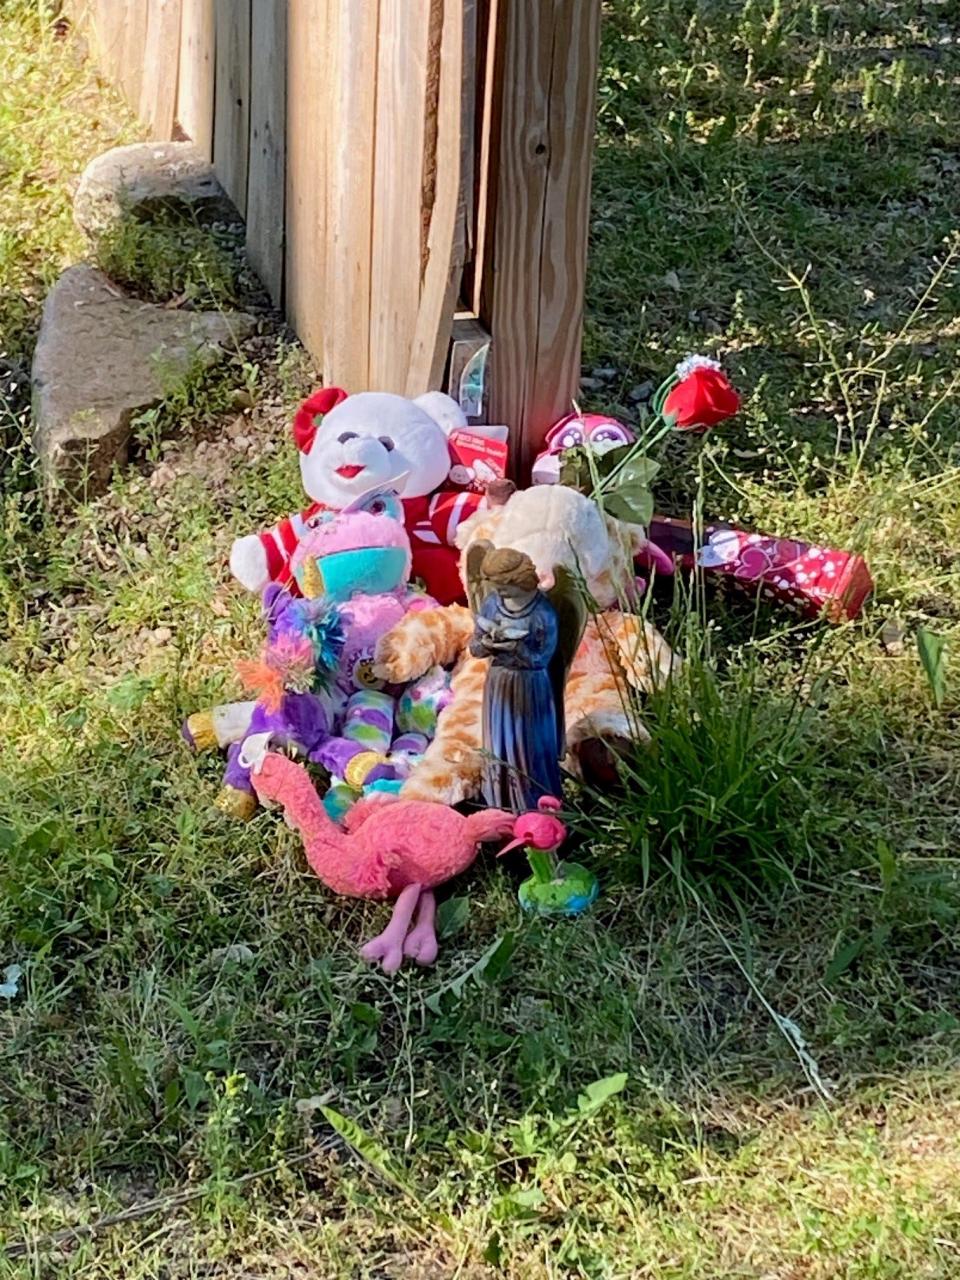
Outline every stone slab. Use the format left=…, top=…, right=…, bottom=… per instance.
left=32, top=265, right=254, bottom=499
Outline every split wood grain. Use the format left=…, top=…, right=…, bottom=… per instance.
left=286, top=0, right=332, bottom=360
left=369, top=0, right=432, bottom=393
left=407, top=0, right=466, bottom=395
left=486, top=0, right=601, bottom=479
left=322, top=0, right=379, bottom=388
left=119, top=0, right=149, bottom=108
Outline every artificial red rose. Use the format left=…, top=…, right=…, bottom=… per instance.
left=663, top=363, right=740, bottom=432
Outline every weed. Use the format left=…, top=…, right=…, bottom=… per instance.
left=95, top=211, right=245, bottom=311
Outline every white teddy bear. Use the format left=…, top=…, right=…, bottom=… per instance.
left=230, top=388, right=484, bottom=605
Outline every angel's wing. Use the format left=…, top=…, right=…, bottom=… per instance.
left=465, top=538, right=494, bottom=615
left=546, top=565, right=588, bottom=743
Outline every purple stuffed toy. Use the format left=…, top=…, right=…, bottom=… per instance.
left=183, top=488, right=451, bottom=821
left=217, top=585, right=345, bottom=818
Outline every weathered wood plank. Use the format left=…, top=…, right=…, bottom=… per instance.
left=285, top=0, right=331, bottom=362
left=177, top=0, right=216, bottom=156
left=322, top=0, right=379, bottom=388
left=369, top=0, right=432, bottom=393
left=140, top=0, right=183, bottom=138
left=119, top=0, right=149, bottom=109
left=213, top=0, right=251, bottom=216
left=246, top=0, right=287, bottom=305
left=485, top=0, right=601, bottom=480
left=407, top=0, right=466, bottom=395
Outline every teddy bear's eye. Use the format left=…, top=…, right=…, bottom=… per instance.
left=338, top=431, right=358, bottom=444
left=378, top=436, right=395, bottom=452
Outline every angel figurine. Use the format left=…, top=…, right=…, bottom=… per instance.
left=468, top=547, right=585, bottom=812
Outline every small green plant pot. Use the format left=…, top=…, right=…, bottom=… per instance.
left=518, top=861, right=599, bottom=917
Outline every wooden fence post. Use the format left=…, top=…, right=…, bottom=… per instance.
left=285, top=0, right=332, bottom=360
left=213, top=0, right=251, bottom=217
left=481, top=0, right=601, bottom=480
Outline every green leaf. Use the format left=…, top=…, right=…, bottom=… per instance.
left=506, top=1186, right=546, bottom=1210
left=320, top=1105, right=409, bottom=1191
left=163, top=1077, right=181, bottom=1114
left=558, top=447, right=592, bottom=491
left=436, top=895, right=470, bottom=940
left=614, top=456, right=660, bottom=489
left=480, top=932, right=516, bottom=984
left=425, top=932, right=516, bottom=1013
left=605, top=486, right=654, bottom=527
left=917, top=628, right=947, bottom=709
left=183, top=1069, right=208, bottom=1109
left=106, top=674, right=155, bottom=710
left=824, top=935, right=866, bottom=983
left=876, top=840, right=898, bottom=895
left=483, top=1232, right=503, bottom=1266
left=350, top=1001, right=381, bottom=1026
left=577, top=1071, right=628, bottom=1115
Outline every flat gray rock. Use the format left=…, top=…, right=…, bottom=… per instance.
left=74, top=141, right=236, bottom=237
left=32, top=265, right=253, bottom=499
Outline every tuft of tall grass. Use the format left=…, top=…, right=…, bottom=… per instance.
left=576, top=610, right=826, bottom=896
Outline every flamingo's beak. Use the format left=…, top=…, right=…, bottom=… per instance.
left=497, top=836, right=526, bottom=857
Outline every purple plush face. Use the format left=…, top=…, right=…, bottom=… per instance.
left=290, top=500, right=412, bottom=602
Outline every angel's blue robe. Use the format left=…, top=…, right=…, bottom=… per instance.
left=469, top=591, right=562, bottom=812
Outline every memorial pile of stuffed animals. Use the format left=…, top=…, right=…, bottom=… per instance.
left=183, top=362, right=872, bottom=971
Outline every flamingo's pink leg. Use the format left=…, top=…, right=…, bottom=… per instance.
left=360, top=884, right=422, bottom=974
left=402, top=889, right=438, bottom=966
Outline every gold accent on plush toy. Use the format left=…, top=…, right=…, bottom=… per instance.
left=301, top=557, right=324, bottom=599
left=185, top=711, right=218, bottom=752
left=344, top=750, right=388, bottom=789
left=215, top=786, right=258, bottom=822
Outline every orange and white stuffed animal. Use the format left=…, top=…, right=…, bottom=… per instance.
left=372, top=484, right=677, bottom=806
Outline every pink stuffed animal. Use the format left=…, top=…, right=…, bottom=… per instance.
left=250, top=750, right=516, bottom=972
left=288, top=497, right=435, bottom=701
left=186, top=489, right=450, bottom=820
left=531, top=412, right=636, bottom=485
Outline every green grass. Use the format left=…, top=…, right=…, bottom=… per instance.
left=2, top=1, right=960, bottom=1276
left=94, top=211, right=248, bottom=311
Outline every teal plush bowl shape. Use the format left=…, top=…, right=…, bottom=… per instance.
left=295, top=547, right=408, bottom=602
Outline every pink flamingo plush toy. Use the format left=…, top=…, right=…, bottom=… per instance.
left=248, top=747, right=516, bottom=972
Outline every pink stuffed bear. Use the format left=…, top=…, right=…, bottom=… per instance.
left=230, top=387, right=485, bottom=605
